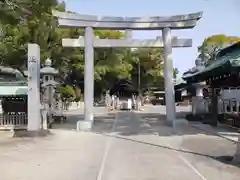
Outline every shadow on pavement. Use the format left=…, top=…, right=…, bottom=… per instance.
left=98, top=133, right=240, bottom=167
left=51, top=112, right=117, bottom=132
left=107, top=112, right=199, bottom=137
left=136, top=112, right=239, bottom=168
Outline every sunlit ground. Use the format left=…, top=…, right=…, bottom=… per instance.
left=0, top=105, right=239, bottom=180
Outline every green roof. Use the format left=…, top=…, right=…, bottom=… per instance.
left=0, top=66, right=26, bottom=81
left=0, top=81, right=27, bottom=86
left=174, top=78, right=187, bottom=90
left=0, top=86, right=27, bottom=95
left=175, top=78, right=186, bottom=86
left=182, top=42, right=240, bottom=82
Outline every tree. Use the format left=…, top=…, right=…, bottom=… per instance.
left=0, top=0, right=61, bottom=67
left=0, top=0, right=167, bottom=97
left=198, top=34, right=240, bottom=65
left=56, top=84, right=75, bottom=99
left=173, top=68, right=179, bottom=79
left=131, top=48, right=164, bottom=90
left=63, top=30, right=134, bottom=96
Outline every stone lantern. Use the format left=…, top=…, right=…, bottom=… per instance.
left=40, top=58, right=59, bottom=129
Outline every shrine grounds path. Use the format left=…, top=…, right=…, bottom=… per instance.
left=0, top=106, right=239, bottom=180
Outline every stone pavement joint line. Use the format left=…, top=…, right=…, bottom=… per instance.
left=96, top=112, right=119, bottom=180
left=177, top=152, right=208, bottom=180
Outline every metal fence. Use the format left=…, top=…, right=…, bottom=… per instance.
left=0, top=96, right=28, bottom=130
left=0, top=112, right=27, bottom=130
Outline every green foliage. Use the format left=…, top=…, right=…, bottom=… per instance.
left=56, top=85, right=75, bottom=100
left=198, top=34, right=240, bottom=65
left=173, top=68, right=179, bottom=79
left=131, top=48, right=165, bottom=89
left=74, top=86, right=82, bottom=102
left=0, top=0, right=168, bottom=96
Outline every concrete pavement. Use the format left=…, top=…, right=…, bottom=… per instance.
left=97, top=111, right=240, bottom=180
left=0, top=106, right=239, bottom=179
left=0, top=131, right=107, bottom=180
left=98, top=112, right=204, bottom=180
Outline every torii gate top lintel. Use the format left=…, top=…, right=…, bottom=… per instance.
left=52, top=10, right=202, bottom=30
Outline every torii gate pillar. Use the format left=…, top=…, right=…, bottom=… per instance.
left=77, top=27, right=94, bottom=130
left=162, top=28, right=176, bottom=123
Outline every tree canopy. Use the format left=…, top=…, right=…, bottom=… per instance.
left=0, top=0, right=172, bottom=100
left=198, top=34, right=240, bottom=65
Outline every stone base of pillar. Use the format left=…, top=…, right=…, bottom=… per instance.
left=173, top=119, right=189, bottom=128
left=136, top=101, right=142, bottom=111
left=163, top=120, right=174, bottom=127
left=76, top=120, right=93, bottom=131
left=164, top=118, right=188, bottom=127
left=192, top=96, right=206, bottom=115
left=13, top=129, right=51, bottom=137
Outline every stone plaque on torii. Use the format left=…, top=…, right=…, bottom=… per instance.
left=53, top=10, right=202, bottom=130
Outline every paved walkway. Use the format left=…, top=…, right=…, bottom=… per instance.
left=190, top=123, right=239, bottom=142
left=97, top=111, right=240, bottom=180
left=97, top=112, right=202, bottom=180
left=0, top=110, right=239, bottom=180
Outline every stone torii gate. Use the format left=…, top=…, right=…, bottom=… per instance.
left=53, top=11, right=202, bottom=130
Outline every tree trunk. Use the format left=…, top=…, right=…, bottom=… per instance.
left=233, top=136, right=240, bottom=164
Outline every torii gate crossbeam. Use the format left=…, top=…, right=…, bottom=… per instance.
left=62, top=37, right=192, bottom=48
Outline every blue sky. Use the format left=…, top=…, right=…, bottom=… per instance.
left=63, top=0, right=240, bottom=75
